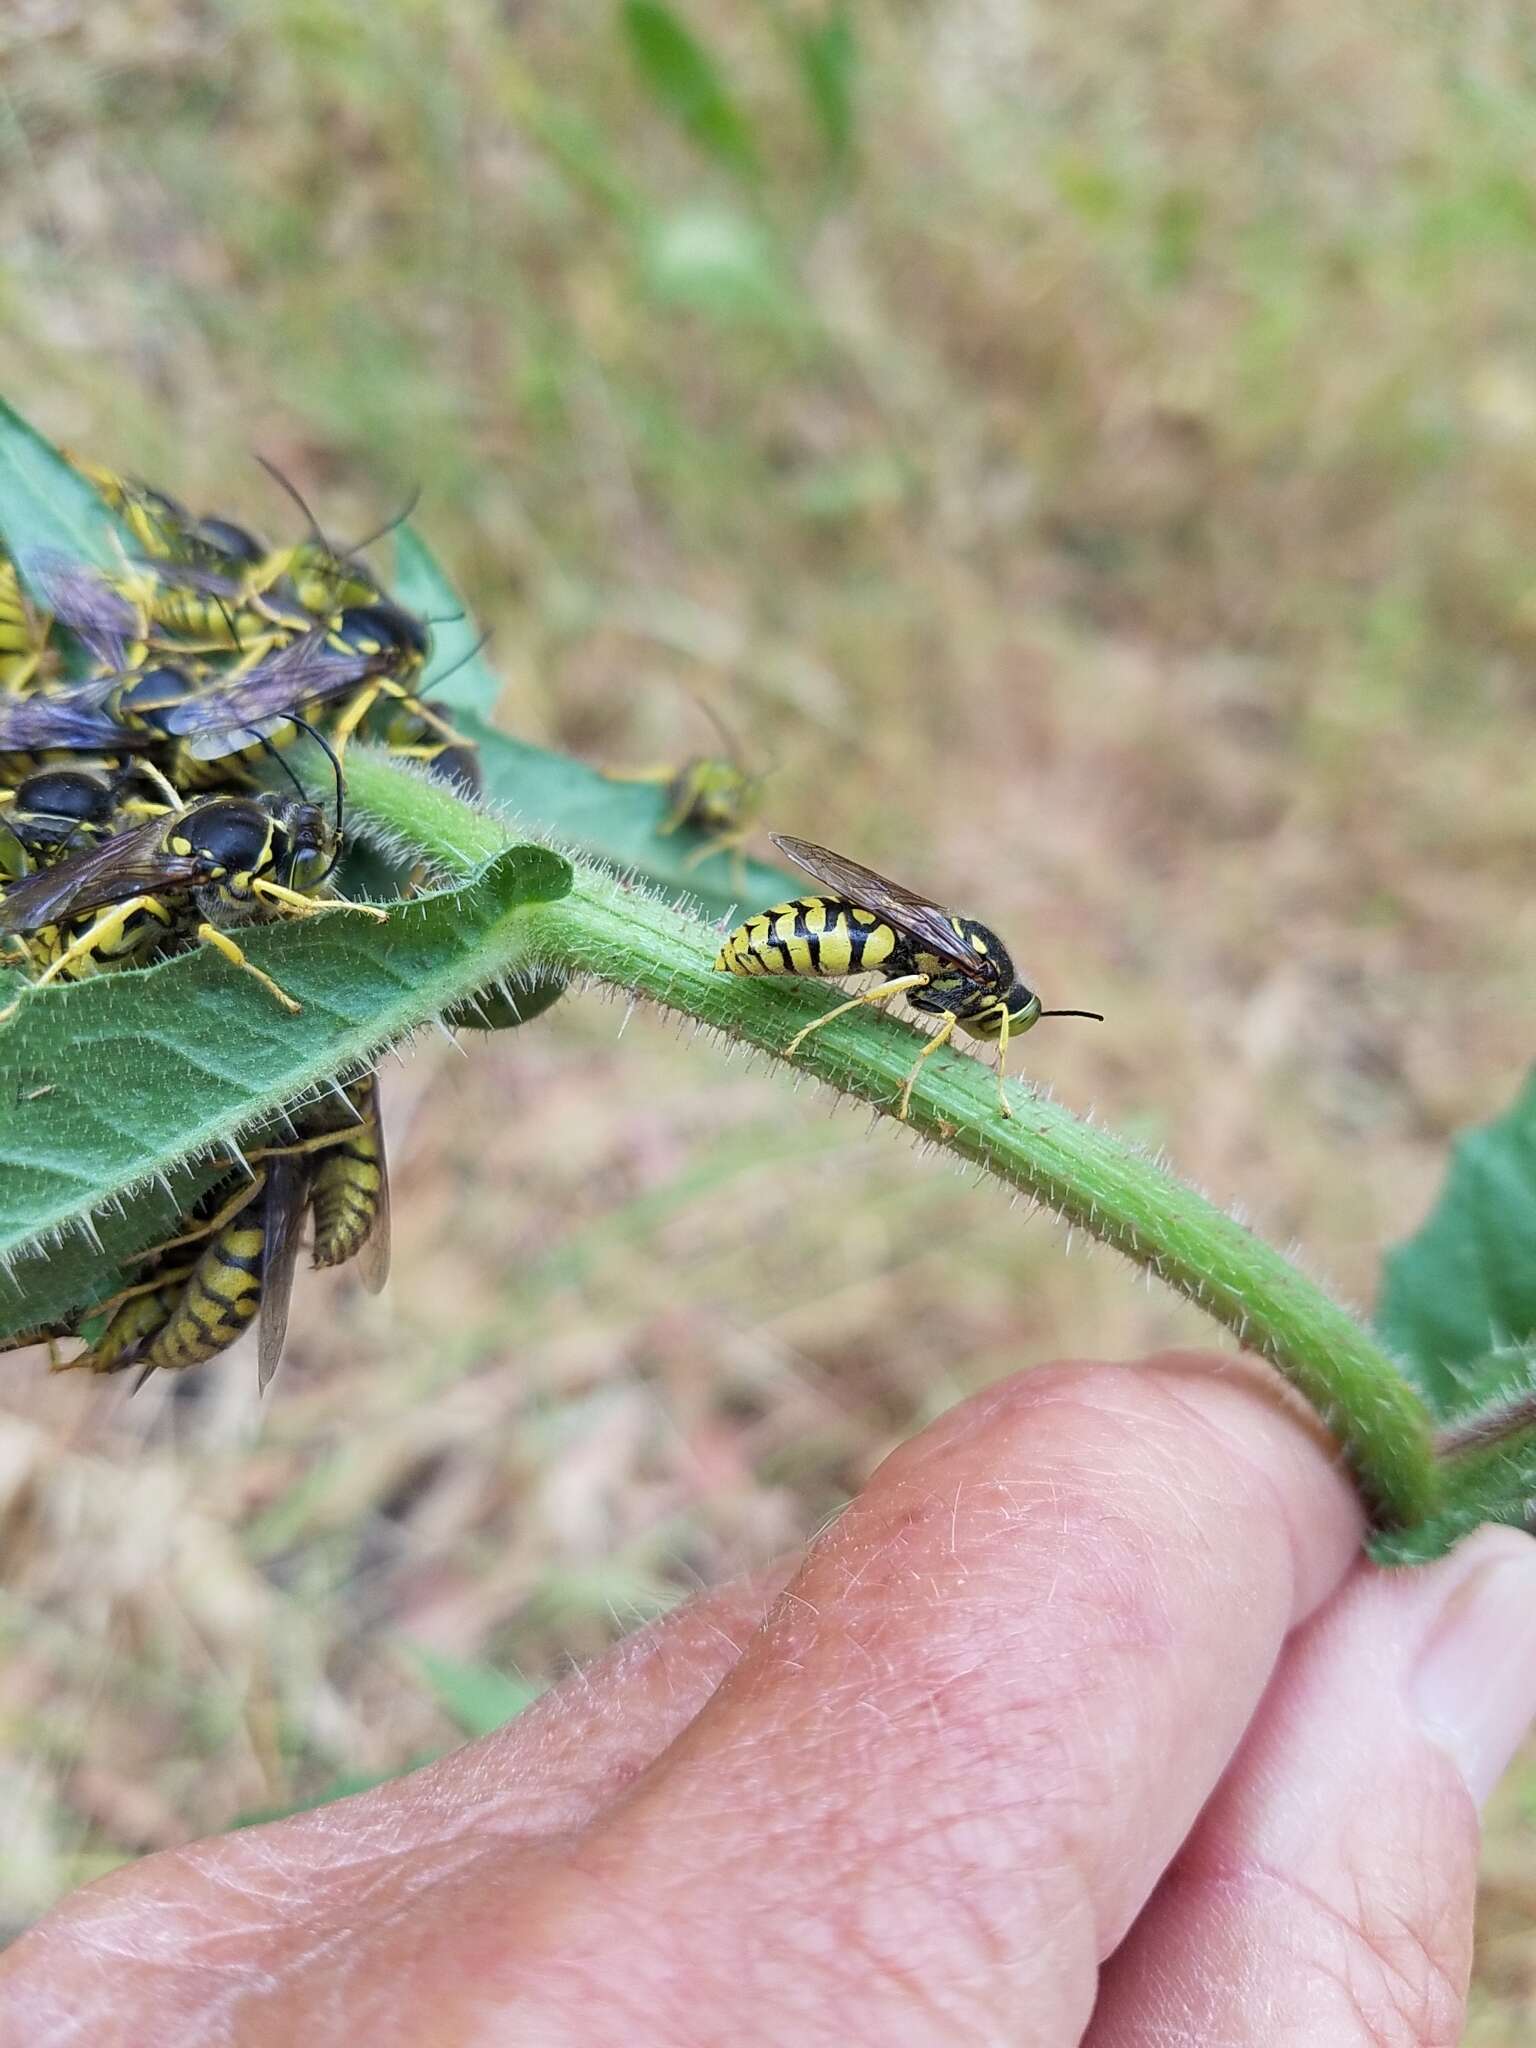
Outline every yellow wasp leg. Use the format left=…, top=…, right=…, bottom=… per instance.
left=783, top=973, right=931, bottom=1061
left=325, top=681, right=391, bottom=756
left=897, top=1008, right=960, bottom=1122
left=194, top=923, right=302, bottom=1013
left=88, top=1259, right=199, bottom=1322
left=249, top=879, right=388, bottom=922
left=127, top=1168, right=271, bottom=1263
left=0, top=895, right=162, bottom=1024
left=995, top=1005, right=1014, bottom=1121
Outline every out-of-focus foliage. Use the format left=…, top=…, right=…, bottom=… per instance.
left=2, top=3, right=1535, bottom=2026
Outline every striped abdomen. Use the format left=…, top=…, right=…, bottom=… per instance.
left=310, top=1124, right=385, bottom=1269
left=79, top=1282, right=185, bottom=1373
left=138, top=1208, right=265, bottom=1371
left=714, top=895, right=900, bottom=980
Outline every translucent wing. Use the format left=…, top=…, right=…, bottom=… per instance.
left=0, top=681, right=136, bottom=752
left=257, top=1155, right=307, bottom=1393
left=21, top=551, right=142, bottom=670
left=0, top=815, right=200, bottom=933
left=770, top=834, right=992, bottom=983
left=165, top=633, right=378, bottom=758
left=353, top=1078, right=392, bottom=1295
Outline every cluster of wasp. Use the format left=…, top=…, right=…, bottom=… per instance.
left=1, top=457, right=479, bottom=1388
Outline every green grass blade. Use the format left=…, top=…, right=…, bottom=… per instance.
left=621, top=0, right=761, bottom=181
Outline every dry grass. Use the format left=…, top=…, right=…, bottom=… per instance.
left=1, top=0, right=1534, bottom=2024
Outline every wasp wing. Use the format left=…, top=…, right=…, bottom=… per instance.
left=0, top=681, right=137, bottom=753
left=20, top=551, right=142, bottom=670
left=0, top=815, right=201, bottom=933
left=257, top=1155, right=307, bottom=1393
left=353, top=1078, right=392, bottom=1295
left=165, top=634, right=378, bottom=759
left=770, top=834, right=993, bottom=983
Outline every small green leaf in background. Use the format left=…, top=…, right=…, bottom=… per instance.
left=392, top=523, right=505, bottom=721
left=1376, top=1066, right=1536, bottom=1416
left=621, top=0, right=761, bottom=181
left=465, top=713, right=792, bottom=919
left=0, top=396, right=136, bottom=602
left=789, top=4, right=858, bottom=172
left=0, top=842, right=573, bottom=1334
left=407, top=1646, right=544, bottom=1737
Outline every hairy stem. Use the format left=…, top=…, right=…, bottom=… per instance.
left=348, top=752, right=1442, bottom=1529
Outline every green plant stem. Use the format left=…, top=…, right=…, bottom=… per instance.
left=347, top=752, right=1442, bottom=1529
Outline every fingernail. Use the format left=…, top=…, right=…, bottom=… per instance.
left=1410, top=1530, right=1536, bottom=1806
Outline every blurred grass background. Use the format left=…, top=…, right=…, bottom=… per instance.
left=2, top=0, right=1535, bottom=2026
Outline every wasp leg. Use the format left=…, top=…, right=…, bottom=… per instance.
left=126, top=1167, right=270, bottom=1263
left=783, top=973, right=931, bottom=1062
left=897, top=1009, right=960, bottom=1122
left=678, top=829, right=753, bottom=894
left=994, top=1006, right=1014, bottom=1121
left=250, top=879, right=388, bottom=923
left=325, top=681, right=388, bottom=757
left=195, top=923, right=302, bottom=1013
left=0, top=895, right=163, bottom=1024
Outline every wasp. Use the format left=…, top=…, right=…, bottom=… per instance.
left=68, top=1072, right=389, bottom=1386
left=0, top=783, right=385, bottom=1025
left=73, top=1157, right=310, bottom=1386
left=0, top=559, right=59, bottom=695
left=608, top=695, right=766, bottom=878
left=0, top=759, right=180, bottom=873
left=714, top=835, right=1103, bottom=1121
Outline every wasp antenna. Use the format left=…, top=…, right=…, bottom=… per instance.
left=1039, top=1008, right=1106, bottom=1022
left=416, top=627, right=491, bottom=700
left=255, top=454, right=329, bottom=547
left=684, top=687, right=745, bottom=768
left=253, top=728, right=307, bottom=804
left=290, top=714, right=346, bottom=880
left=345, top=485, right=423, bottom=556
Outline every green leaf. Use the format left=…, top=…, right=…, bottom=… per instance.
left=407, top=1646, right=543, bottom=1737
left=1372, top=1343, right=1536, bottom=1564
left=621, top=0, right=760, bottom=181
left=0, top=1161, right=228, bottom=1344
left=0, top=396, right=137, bottom=604
left=1376, top=1068, right=1536, bottom=1415
left=0, top=843, right=572, bottom=1338
left=464, top=713, right=791, bottom=918
left=791, top=5, right=858, bottom=170
left=391, top=524, right=504, bottom=721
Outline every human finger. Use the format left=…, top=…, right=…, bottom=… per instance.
left=434, top=1353, right=1366, bottom=2046
left=1088, top=1523, right=1536, bottom=2047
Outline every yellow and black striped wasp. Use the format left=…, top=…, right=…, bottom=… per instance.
left=0, top=558, right=59, bottom=696
left=715, top=835, right=1103, bottom=1121
left=0, top=759, right=182, bottom=873
left=69, top=1071, right=390, bottom=1387
left=0, top=774, right=385, bottom=1025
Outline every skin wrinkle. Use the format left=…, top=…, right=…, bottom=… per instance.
left=487, top=1360, right=1356, bottom=2048
left=5, top=1357, right=1407, bottom=2048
